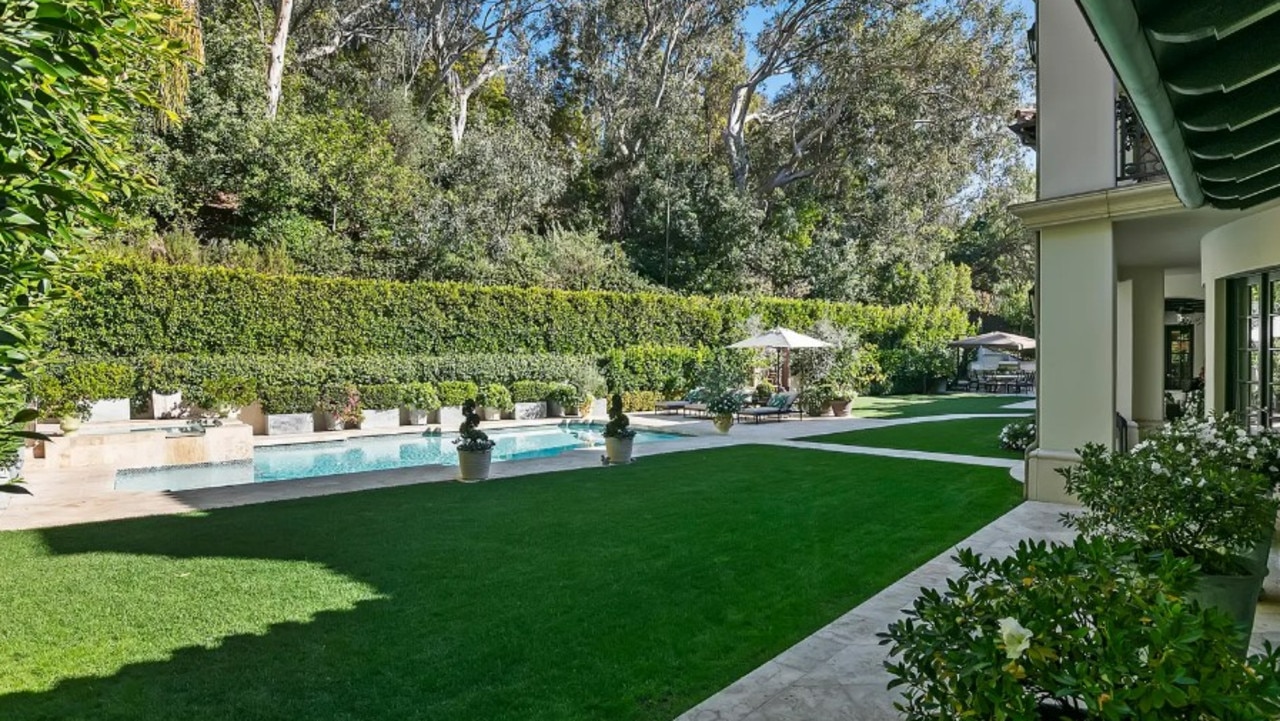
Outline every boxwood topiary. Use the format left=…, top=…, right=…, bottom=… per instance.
left=358, top=384, right=401, bottom=410
left=259, top=385, right=318, bottom=415
left=510, top=380, right=552, bottom=403
left=437, top=381, right=478, bottom=408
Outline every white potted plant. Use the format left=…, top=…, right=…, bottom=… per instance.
left=400, top=382, right=440, bottom=426
left=510, top=380, right=549, bottom=420
left=602, top=393, right=636, bottom=464
left=707, top=391, right=741, bottom=434
left=454, top=399, right=496, bottom=482
left=260, top=385, right=317, bottom=436
left=477, top=383, right=512, bottom=422
left=140, top=355, right=185, bottom=419
left=194, top=375, right=256, bottom=422
left=436, top=381, right=477, bottom=428
left=547, top=383, right=579, bottom=417
left=358, top=384, right=401, bottom=430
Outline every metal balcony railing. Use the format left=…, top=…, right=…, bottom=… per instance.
left=1116, top=95, right=1167, bottom=183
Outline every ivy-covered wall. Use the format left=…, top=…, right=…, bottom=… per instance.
left=52, top=261, right=972, bottom=359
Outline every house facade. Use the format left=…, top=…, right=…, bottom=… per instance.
left=1015, top=1, right=1280, bottom=502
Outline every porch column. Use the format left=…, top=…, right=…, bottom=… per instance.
left=1028, top=219, right=1116, bottom=504
left=1128, top=268, right=1166, bottom=434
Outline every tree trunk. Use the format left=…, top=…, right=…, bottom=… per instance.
left=265, top=0, right=295, bottom=120
left=450, top=92, right=470, bottom=152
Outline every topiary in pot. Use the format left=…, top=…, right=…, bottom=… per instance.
left=453, top=399, right=496, bottom=482
left=477, top=383, right=512, bottom=421
left=602, top=393, right=636, bottom=464
left=400, top=382, right=440, bottom=425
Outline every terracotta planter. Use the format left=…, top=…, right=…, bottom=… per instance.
left=829, top=399, right=852, bottom=417
left=713, top=414, right=733, bottom=434
left=456, top=448, right=492, bottom=482
left=604, top=436, right=634, bottom=464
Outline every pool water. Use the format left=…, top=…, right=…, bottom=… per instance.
left=115, top=424, right=683, bottom=492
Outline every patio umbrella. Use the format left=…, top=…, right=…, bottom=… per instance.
left=947, top=331, right=1036, bottom=352
left=727, top=327, right=831, bottom=390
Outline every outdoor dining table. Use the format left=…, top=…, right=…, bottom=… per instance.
left=986, top=374, right=1025, bottom=394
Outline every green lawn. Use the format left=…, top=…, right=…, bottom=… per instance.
left=849, top=393, right=1031, bottom=419
left=801, top=416, right=1029, bottom=459
left=0, top=446, right=1021, bottom=721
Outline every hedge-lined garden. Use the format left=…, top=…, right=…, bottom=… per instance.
left=35, top=261, right=973, bottom=425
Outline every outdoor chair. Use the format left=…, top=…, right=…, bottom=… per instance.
left=656, top=388, right=704, bottom=415
left=736, top=392, right=801, bottom=424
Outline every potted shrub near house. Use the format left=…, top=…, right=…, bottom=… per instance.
left=400, top=382, right=440, bottom=426
left=477, top=383, right=512, bottom=421
left=194, top=375, right=257, bottom=421
left=33, top=376, right=90, bottom=434
left=61, top=361, right=134, bottom=423
left=454, top=399, right=496, bottom=482
left=437, top=381, right=477, bottom=427
left=510, top=380, right=550, bottom=420
left=139, top=354, right=185, bottom=419
left=1060, top=413, right=1280, bottom=646
left=827, top=384, right=856, bottom=417
left=260, top=386, right=317, bottom=436
left=546, top=383, right=579, bottom=417
left=359, top=384, right=401, bottom=430
left=882, top=536, right=1280, bottom=720
left=602, top=393, right=636, bottom=464
left=316, top=383, right=363, bottom=431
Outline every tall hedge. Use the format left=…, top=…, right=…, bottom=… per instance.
left=53, top=261, right=971, bottom=358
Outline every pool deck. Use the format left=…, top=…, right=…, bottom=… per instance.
left=0, top=408, right=1030, bottom=531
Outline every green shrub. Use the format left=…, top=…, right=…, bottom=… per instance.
left=136, top=354, right=183, bottom=394
left=603, top=393, right=634, bottom=439
left=438, top=381, right=478, bottom=407
left=599, top=345, right=715, bottom=395
left=510, top=380, right=552, bottom=403
left=621, top=390, right=661, bottom=412
left=53, top=261, right=971, bottom=360
left=195, top=375, right=257, bottom=414
left=400, top=383, right=440, bottom=411
left=259, top=385, right=317, bottom=415
left=57, top=360, right=135, bottom=401
left=477, top=383, right=513, bottom=411
left=31, top=376, right=91, bottom=420
left=359, top=384, right=401, bottom=409
left=546, top=383, right=580, bottom=407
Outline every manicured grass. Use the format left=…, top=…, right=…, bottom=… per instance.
left=801, top=416, right=1030, bottom=459
left=0, top=446, right=1021, bottom=721
left=849, top=393, right=1031, bottom=419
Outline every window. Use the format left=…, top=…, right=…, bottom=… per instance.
left=1164, top=326, right=1194, bottom=391
left=1227, top=272, right=1280, bottom=430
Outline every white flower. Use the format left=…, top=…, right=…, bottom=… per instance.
left=1175, top=443, right=1185, bottom=453
left=998, top=617, right=1033, bottom=660
left=1137, top=646, right=1149, bottom=664
left=1150, top=461, right=1164, bottom=475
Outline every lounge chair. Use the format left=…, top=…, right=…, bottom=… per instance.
left=657, top=388, right=704, bottom=415
left=737, top=392, right=800, bottom=424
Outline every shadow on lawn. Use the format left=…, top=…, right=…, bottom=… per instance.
left=851, top=393, right=1032, bottom=419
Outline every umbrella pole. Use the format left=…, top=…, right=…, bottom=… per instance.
left=782, top=348, right=791, bottom=391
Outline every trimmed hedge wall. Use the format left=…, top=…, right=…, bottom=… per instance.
left=53, top=261, right=971, bottom=358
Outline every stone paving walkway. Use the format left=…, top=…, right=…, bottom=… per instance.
left=675, top=503, right=1280, bottom=721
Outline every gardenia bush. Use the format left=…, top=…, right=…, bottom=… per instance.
left=999, top=418, right=1036, bottom=452
left=1060, top=413, right=1280, bottom=576
left=882, top=537, right=1280, bottom=720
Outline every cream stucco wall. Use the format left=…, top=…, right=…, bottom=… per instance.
left=1036, top=0, right=1116, bottom=199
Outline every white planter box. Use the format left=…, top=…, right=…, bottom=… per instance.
left=401, top=408, right=432, bottom=426
left=514, top=401, right=547, bottom=420
left=589, top=398, right=608, bottom=418
left=482, top=406, right=503, bottom=422
left=151, top=391, right=185, bottom=419
left=316, top=412, right=344, bottom=431
left=88, top=398, right=130, bottom=423
left=266, top=413, right=312, bottom=436
left=362, top=408, right=400, bottom=429
left=437, top=406, right=464, bottom=429
left=547, top=401, right=566, bottom=418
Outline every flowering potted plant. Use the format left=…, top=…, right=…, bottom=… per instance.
left=882, top=536, right=1280, bottom=720
left=316, top=383, right=363, bottom=430
left=707, top=391, right=742, bottom=433
left=454, top=399, right=496, bottom=482
left=999, top=418, right=1036, bottom=452
left=602, top=393, right=636, bottom=464
left=1060, top=413, right=1280, bottom=640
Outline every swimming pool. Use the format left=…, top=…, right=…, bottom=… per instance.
left=115, top=424, right=684, bottom=492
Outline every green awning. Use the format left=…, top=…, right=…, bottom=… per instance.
left=1076, top=0, right=1280, bottom=210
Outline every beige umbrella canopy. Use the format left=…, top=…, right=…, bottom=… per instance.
left=728, top=327, right=831, bottom=390
left=947, top=331, right=1036, bottom=352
